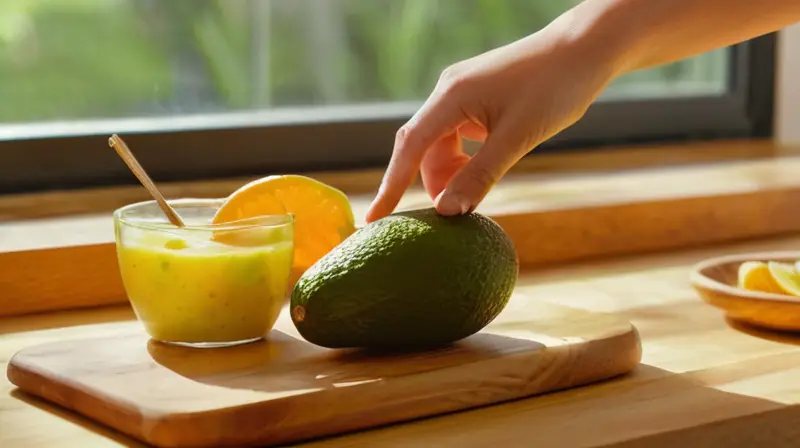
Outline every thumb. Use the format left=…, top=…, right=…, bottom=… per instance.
left=434, top=122, right=526, bottom=216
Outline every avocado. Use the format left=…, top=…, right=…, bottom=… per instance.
left=289, top=207, right=518, bottom=349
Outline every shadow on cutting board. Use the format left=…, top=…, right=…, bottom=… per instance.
left=145, top=330, right=546, bottom=393
left=292, top=362, right=793, bottom=448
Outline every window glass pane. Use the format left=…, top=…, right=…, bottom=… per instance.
left=604, top=48, right=729, bottom=100
left=0, top=0, right=729, bottom=125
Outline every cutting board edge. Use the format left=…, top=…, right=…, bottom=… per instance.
left=208, top=322, right=644, bottom=448
left=6, top=357, right=160, bottom=445
left=6, top=322, right=642, bottom=448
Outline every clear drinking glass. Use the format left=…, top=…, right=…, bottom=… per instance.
left=113, top=198, right=294, bottom=348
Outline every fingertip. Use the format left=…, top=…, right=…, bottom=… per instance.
left=365, top=188, right=400, bottom=223
left=365, top=199, right=386, bottom=223
left=364, top=204, right=380, bottom=224
left=434, top=190, right=471, bottom=216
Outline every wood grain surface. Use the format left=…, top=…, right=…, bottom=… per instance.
left=0, top=244, right=125, bottom=318
left=5, top=140, right=800, bottom=447
left=7, top=235, right=800, bottom=447
left=6, top=301, right=641, bottom=448
left=7, top=155, right=800, bottom=318
left=0, top=139, right=784, bottom=223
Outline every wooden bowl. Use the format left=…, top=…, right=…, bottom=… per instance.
left=690, top=251, right=800, bottom=332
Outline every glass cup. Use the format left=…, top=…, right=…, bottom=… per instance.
left=113, top=198, right=294, bottom=348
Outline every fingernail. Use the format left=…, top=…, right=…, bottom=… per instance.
left=435, top=192, right=470, bottom=216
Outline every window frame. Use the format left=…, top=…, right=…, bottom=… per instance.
left=0, top=33, right=776, bottom=195
left=775, top=24, right=800, bottom=143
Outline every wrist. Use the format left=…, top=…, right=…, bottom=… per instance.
left=544, top=0, right=647, bottom=79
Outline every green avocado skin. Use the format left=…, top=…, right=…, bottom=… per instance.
left=289, top=208, right=519, bottom=350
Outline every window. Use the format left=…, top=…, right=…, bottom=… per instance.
left=0, top=0, right=775, bottom=194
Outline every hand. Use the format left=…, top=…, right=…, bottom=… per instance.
left=365, top=12, right=623, bottom=222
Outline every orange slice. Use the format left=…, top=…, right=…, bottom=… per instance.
left=737, top=261, right=784, bottom=294
left=212, top=174, right=357, bottom=283
left=767, top=261, right=800, bottom=296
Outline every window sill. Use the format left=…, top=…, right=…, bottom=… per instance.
left=2, top=138, right=800, bottom=318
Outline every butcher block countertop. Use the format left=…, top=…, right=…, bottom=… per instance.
left=5, top=141, right=800, bottom=447
left=4, top=234, right=800, bottom=447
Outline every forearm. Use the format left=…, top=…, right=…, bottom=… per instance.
left=560, top=0, right=800, bottom=75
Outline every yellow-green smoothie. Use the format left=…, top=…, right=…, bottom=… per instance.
left=114, top=200, right=294, bottom=347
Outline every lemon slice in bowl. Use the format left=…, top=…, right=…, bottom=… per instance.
left=738, top=261, right=785, bottom=294
left=766, top=261, right=800, bottom=296
left=212, top=174, right=357, bottom=283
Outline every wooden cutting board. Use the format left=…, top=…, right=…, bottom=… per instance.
left=7, top=300, right=641, bottom=448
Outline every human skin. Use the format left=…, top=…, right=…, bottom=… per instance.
left=365, top=0, right=800, bottom=223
